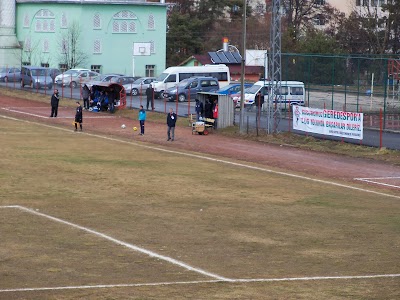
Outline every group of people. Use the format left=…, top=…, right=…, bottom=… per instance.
left=137, top=106, right=177, bottom=141
left=195, top=98, right=218, bottom=129
left=82, top=84, right=119, bottom=113
left=50, top=89, right=83, bottom=131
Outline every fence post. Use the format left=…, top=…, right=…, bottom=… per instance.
left=360, top=105, right=363, bottom=145
left=379, top=108, right=383, bottom=149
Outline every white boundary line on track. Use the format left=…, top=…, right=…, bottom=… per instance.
left=1, top=274, right=400, bottom=293
left=0, top=205, right=230, bottom=282
left=354, top=177, right=400, bottom=189
left=1, top=108, right=114, bottom=119
left=1, top=113, right=400, bottom=200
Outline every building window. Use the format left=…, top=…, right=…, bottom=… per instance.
left=150, top=40, right=155, bottom=53
left=43, top=39, right=49, bottom=53
left=313, top=14, right=325, bottom=26
left=24, top=37, right=31, bottom=52
left=362, top=0, right=369, bottom=6
left=148, top=14, right=155, bottom=30
left=356, top=0, right=361, bottom=6
left=145, top=65, right=155, bottom=77
left=315, top=0, right=325, bottom=5
left=371, top=0, right=378, bottom=6
left=34, top=9, right=55, bottom=32
left=121, top=21, right=128, bottom=33
left=91, top=65, right=102, bottom=73
left=23, top=14, right=30, bottom=28
left=93, top=13, right=101, bottom=29
left=61, top=12, right=68, bottom=28
left=61, top=38, right=68, bottom=54
left=22, top=62, right=31, bottom=66
left=129, top=22, right=136, bottom=33
left=93, top=39, right=102, bottom=54
left=59, top=64, right=68, bottom=72
left=112, top=10, right=137, bottom=34
left=41, top=63, right=49, bottom=68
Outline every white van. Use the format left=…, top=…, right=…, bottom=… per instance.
left=242, top=80, right=305, bottom=106
left=152, top=64, right=230, bottom=98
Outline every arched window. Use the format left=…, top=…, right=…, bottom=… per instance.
left=93, top=13, right=101, bottom=29
left=150, top=40, right=155, bottom=53
left=35, top=20, right=42, bottom=32
left=43, top=39, right=49, bottom=53
left=43, top=20, right=48, bottom=32
left=148, top=14, right=155, bottom=30
left=23, top=14, right=30, bottom=28
left=112, top=10, right=137, bottom=34
left=94, top=39, right=101, bottom=54
left=61, top=12, right=68, bottom=28
left=50, top=20, right=55, bottom=32
left=34, top=9, right=55, bottom=32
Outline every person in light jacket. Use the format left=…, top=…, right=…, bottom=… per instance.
left=138, top=105, right=146, bottom=135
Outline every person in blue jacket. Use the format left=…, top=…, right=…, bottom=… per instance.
left=138, top=105, right=146, bottom=135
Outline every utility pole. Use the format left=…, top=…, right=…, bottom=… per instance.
left=239, top=0, right=247, bottom=133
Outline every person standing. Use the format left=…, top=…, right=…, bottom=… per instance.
left=82, top=84, right=90, bottom=110
left=145, top=83, right=154, bottom=111
left=138, top=105, right=146, bottom=135
left=74, top=101, right=83, bottom=131
left=167, top=107, right=177, bottom=141
left=50, top=89, right=60, bottom=117
left=195, top=99, right=203, bottom=121
left=212, top=99, right=218, bottom=129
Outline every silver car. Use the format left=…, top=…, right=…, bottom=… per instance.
left=57, top=70, right=100, bottom=88
left=124, top=77, right=156, bottom=96
left=0, top=67, right=21, bottom=83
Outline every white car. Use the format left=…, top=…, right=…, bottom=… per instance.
left=124, top=77, right=155, bottom=95
left=56, top=70, right=100, bottom=88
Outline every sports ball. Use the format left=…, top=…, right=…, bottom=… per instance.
left=121, top=124, right=126, bottom=129
left=133, top=127, right=138, bottom=131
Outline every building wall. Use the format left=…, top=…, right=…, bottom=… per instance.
left=15, top=2, right=167, bottom=76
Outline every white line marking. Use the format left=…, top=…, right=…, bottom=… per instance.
left=1, top=274, right=399, bottom=293
left=354, top=178, right=400, bottom=189
left=3, top=205, right=231, bottom=281
left=355, top=176, right=400, bottom=180
left=1, top=113, right=400, bottom=201
left=1, top=108, right=114, bottom=119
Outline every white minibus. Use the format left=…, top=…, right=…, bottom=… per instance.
left=242, top=80, right=305, bottom=106
left=152, top=64, right=230, bottom=98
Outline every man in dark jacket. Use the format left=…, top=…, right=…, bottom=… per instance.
left=195, top=99, right=203, bottom=121
left=82, top=84, right=90, bottom=110
left=145, top=83, right=154, bottom=111
left=50, top=89, right=60, bottom=117
left=74, top=101, right=83, bottom=131
left=167, top=108, right=177, bottom=141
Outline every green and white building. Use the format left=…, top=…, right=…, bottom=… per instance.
left=1, top=0, right=167, bottom=76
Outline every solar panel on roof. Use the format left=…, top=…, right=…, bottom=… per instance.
left=224, top=51, right=239, bottom=63
left=232, top=52, right=242, bottom=62
left=208, top=52, right=221, bottom=63
left=216, top=52, right=230, bottom=63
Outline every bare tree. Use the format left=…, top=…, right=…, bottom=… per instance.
left=58, top=21, right=88, bottom=69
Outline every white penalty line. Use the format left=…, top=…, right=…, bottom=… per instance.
left=354, top=177, right=400, bottom=189
left=1, top=113, right=400, bottom=200
left=1, top=205, right=230, bottom=282
left=1, top=274, right=400, bottom=293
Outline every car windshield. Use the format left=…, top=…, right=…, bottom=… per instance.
left=156, top=73, right=168, bottom=81
left=246, top=85, right=261, bottom=94
left=31, top=69, right=47, bottom=76
left=133, top=78, right=144, bottom=84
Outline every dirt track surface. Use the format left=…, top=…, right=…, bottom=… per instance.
left=1, top=94, right=400, bottom=193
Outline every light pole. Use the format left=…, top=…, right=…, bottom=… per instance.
left=239, top=0, right=247, bottom=133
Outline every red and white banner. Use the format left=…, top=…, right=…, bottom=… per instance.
left=293, top=106, right=363, bottom=140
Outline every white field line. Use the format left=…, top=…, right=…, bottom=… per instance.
left=1, top=108, right=114, bottom=119
left=354, top=177, right=400, bottom=189
left=1, top=274, right=400, bottom=293
left=2, top=205, right=231, bottom=282
left=1, top=113, right=400, bottom=200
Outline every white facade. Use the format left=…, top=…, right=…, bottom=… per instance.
left=0, top=0, right=21, bottom=67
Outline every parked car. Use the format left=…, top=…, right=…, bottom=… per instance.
left=46, top=68, right=61, bottom=83
left=217, top=82, right=252, bottom=95
left=20, top=66, right=53, bottom=89
left=83, top=73, right=124, bottom=88
left=0, top=67, right=21, bottom=83
left=110, top=76, right=139, bottom=85
left=55, top=68, right=91, bottom=85
left=124, top=77, right=156, bottom=95
left=164, top=77, right=219, bottom=102
left=57, top=70, right=100, bottom=88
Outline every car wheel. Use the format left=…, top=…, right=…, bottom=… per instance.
left=131, top=88, right=139, bottom=96
left=20, top=80, right=24, bottom=88
left=70, top=81, right=77, bottom=88
left=178, top=94, right=186, bottom=102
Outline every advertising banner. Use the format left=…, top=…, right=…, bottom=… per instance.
left=293, top=106, right=363, bottom=140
